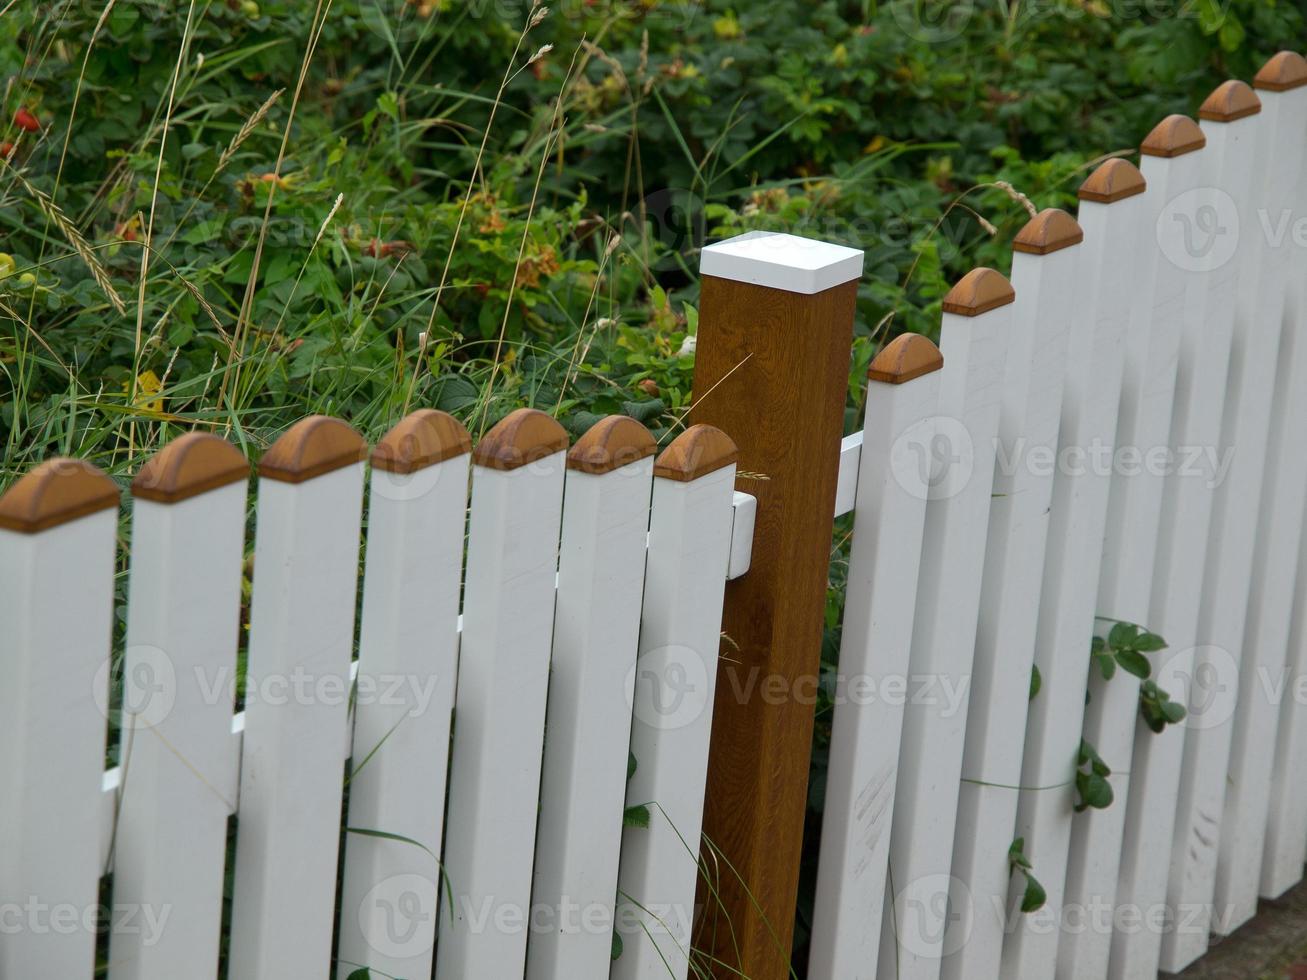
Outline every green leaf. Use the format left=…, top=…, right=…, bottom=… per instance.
left=1161, top=699, right=1187, bottom=724
left=1115, top=650, right=1151, bottom=680
left=627, top=752, right=637, bottom=782
left=1021, top=872, right=1047, bottom=913
left=1096, top=651, right=1116, bottom=681
left=612, top=931, right=624, bottom=961
left=1077, top=772, right=1114, bottom=811
left=1108, top=622, right=1139, bottom=649
left=1134, top=632, right=1167, bottom=653
left=623, top=804, right=651, bottom=829
left=1029, top=664, right=1042, bottom=701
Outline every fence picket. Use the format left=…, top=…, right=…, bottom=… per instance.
left=1263, top=504, right=1307, bottom=898
left=1263, top=73, right=1307, bottom=892
left=433, top=409, right=568, bottom=980
left=1055, top=115, right=1200, bottom=980
left=997, top=167, right=1145, bottom=978
left=109, top=435, right=249, bottom=980
left=1159, top=81, right=1278, bottom=973
left=1215, top=54, right=1307, bottom=932
left=0, top=462, right=118, bottom=978
left=611, top=425, right=738, bottom=980
left=526, top=416, right=656, bottom=980
left=808, top=335, right=943, bottom=980
left=945, top=210, right=1080, bottom=980
left=336, top=411, right=471, bottom=980
left=227, top=417, right=368, bottom=978
left=1108, top=86, right=1259, bottom=980
left=877, top=268, right=1012, bottom=980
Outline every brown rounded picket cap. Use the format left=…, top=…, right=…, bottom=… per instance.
left=568, top=416, right=657, bottom=474
left=372, top=410, right=471, bottom=474
left=472, top=408, right=569, bottom=471
left=941, top=267, right=1015, bottom=317
left=868, top=334, right=944, bottom=385
left=0, top=458, right=119, bottom=533
left=1140, top=115, right=1206, bottom=157
left=133, top=432, right=250, bottom=503
left=258, top=415, right=368, bottom=484
left=654, top=425, right=739, bottom=482
left=1199, top=80, right=1261, bottom=122
left=1255, top=51, right=1307, bottom=92
left=1014, top=208, right=1084, bottom=255
left=1079, top=158, right=1147, bottom=204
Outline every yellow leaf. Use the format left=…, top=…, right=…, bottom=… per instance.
left=135, top=369, right=164, bottom=413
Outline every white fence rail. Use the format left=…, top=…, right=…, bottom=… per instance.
left=4, top=51, right=1307, bottom=980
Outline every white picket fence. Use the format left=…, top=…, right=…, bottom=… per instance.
left=4, top=51, right=1307, bottom=980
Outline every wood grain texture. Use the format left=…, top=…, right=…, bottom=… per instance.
left=1012, top=207, right=1084, bottom=254
left=867, top=333, right=943, bottom=384
left=371, top=409, right=471, bottom=473
left=132, top=431, right=249, bottom=503
left=940, top=266, right=1015, bottom=316
left=0, top=457, right=119, bottom=532
left=258, top=415, right=367, bottom=483
left=566, top=414, right=657, bottom=473
left=690, top=273, right=857, bottom=980
left=1140, top=114, right=1206, bottom=157
left=1255, top=50, right=1307, bottom=92
left=471, top=407, right=569, bottom=470
left=1199, top=79, right=1262, bottom=121
left=653, top=423, right=738, bottom=482
left=1078, top=157, right=1147, bottom=203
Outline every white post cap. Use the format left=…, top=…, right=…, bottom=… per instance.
left=700, top=230, right=864, bottom=295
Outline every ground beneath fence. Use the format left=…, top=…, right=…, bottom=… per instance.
left=1176, top=880, right=1307, bottom=979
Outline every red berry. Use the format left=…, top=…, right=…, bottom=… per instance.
left=14, top=108, right=39, bottom=132
left=0, top=141, right=13, bottom=160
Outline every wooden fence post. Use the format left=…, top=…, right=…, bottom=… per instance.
left=690, top=231, right=863, bottom=979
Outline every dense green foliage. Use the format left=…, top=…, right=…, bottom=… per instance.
left=3, top=1, right=1303, bottom=974
left=3, top=0, right=1300, bottom=472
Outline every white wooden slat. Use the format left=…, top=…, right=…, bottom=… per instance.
left=433, top=433, right=566, bottom=980
left=527, top=432, right=654, bottom=980
left=1013, top=177, right=1142, bottom=980
left=833, top=431, right=864, bottom=517
left=1216, top=81, right=1307, bottom=929
left=877, top=276, right=1011, bottom=980
left=727, top=490, right=757, bottom=580
left=1058, top=135, right=1200, bottom=980
left=1108, top=107, right=1249, bottom=980
left=1262, top=494, right=1307, bottom=898
left=1160, top=98, right=1281, bottom=972
left=336, top=425, right=470, bottom=980
left=947, top=220, right=1078, bottom=980
left=0, top=464, right=117, bottom=978
left=227, top=437, right=366, bottom=978
left=808, top=343, right=942, bottom=980
left=109, top=469, right=247, bottom=980
left=611, top=434, right=737, bottom=980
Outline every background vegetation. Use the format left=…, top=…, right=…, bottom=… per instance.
left=2, top=0, right=1303, bottom=974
